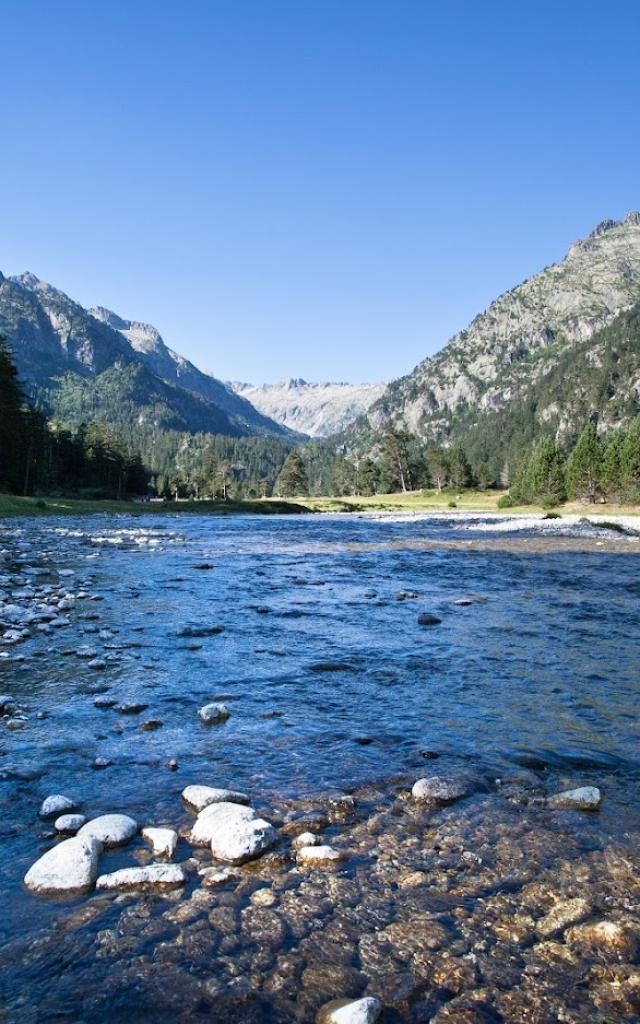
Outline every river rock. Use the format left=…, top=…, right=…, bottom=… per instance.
left=96, top=864, right=186, bottom=891
left=547, top=786, right=602, bottom=810
left=142, top=827, right=178, bottom=859
left=317, top=997, right=382, bottom=1024
left=564, top=919, right=639, bottom=957
left=78, top=813, right=138, bottom=848
left=297, top=845, right=344, bottom=867
left=198, top=703, right=230, bottom=724
left=190, top=801, right=256, bottom=846
left=536, top=898, right=591, bottom=938
left=24, top=836, right=100, bottom=895
left=182, top=784, right=249, bottom=812
left=292, top=831, right=322, bottom=850
left=54, top=813, right=86, bottom=833
left=190, top=801, right=277, bottom=863
left=199, top=866, right=243, bottom=887
left=40, top=794, right=77, bottom=818
left=412, top=775, right=469, bottom=804
left=417, top=613, right=442, bottom=626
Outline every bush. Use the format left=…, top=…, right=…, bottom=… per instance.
left=447, top=500, right=457, bottom=508
left=497, top=494, right=514, bottom=508
left=541, top=493, right=560, bottom=509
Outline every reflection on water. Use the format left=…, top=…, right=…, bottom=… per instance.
left=1, top=512, right=639, bottom=1021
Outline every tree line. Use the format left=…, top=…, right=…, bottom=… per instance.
left=0, top=338, right=147, bottom=497
left=506, top=420, right=640, bottom=507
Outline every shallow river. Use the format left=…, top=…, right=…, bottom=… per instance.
left=1, top=512, right=640, bottom=1022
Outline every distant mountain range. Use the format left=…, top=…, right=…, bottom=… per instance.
left=230, top=379, right=386, bottom=437
left=345, top=212, right=640, bottom=472
left=0, top=272, right=295, bottom=441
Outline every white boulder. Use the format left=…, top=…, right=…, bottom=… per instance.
left=54, top=813, right=86, bottom=833
left=182, top=784, right=249, bottom=812
left=40, top=794, right=77, bottom=818
left=24, top=836, right=100, bottom=895
left=78, top=813, right=138, bottom=848
left=142, top=826, right=178, bottom=859
left=96, top=864, right=186, bottom=891
left=190, top=801, right=277, bottom=863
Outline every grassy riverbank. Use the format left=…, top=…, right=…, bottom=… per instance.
left=0, top=494, right=310, bottom=518
left=1, top=489, right=639, bottom=519
left=280, top=489, right=640, bottom=517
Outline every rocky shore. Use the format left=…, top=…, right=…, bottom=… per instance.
left=3, top=767, right=639, bottom=1023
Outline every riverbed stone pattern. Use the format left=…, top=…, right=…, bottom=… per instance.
left=2, top=521, right=640, bottom=1022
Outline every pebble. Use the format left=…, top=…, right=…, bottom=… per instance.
left=78, top=814, right=138, bottom=848
left=292, top=831, right=322, bottom=850
left=199, top=866, right=242, bottom=887
left=412, top=775, right=470, bottom=804
left=95, top=864, right=186, bottom=891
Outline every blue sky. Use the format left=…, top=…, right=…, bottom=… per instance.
left=1, top=1, right=638, bottom=384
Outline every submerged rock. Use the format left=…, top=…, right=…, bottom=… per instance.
left=199, top=866, right=243, bottom=887
left=417, top=612, right=442, bottom=626
left=565, top=919, right=639, bottom=957
left=292, top=831, right=322, bottom=850
left=142, top=826, right=178, bottom=859
left=548, top=786, right=602, bottom=810
left=536, top=898, right=592, bottom=938
left=198, top=703, right=230, bottom=724
left=412, top=776, right=470, bottom=804
left=78, top=814, right=138, bottom=848
left=318, top=997, right=382, bottom=1024
left=96, top=864, right=186, bottom=891
left=182, top=784, right=249, bottom=812
left=297, top=845, right=344, bottom=868
left=40, top=794, right=77, bottom=818
left=24, top=836, right=100, bottom=895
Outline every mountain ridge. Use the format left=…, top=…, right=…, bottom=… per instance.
left=230, top=379, right=386, bottom=437
left=0, top=272, right=296, bottom=441
left=345, top=212, right=640, bottom=469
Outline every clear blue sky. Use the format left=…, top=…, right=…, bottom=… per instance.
left=1, top=1, right=638, bottom=384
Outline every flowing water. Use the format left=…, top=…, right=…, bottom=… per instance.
left=1, top=512, right=640, bottom=1022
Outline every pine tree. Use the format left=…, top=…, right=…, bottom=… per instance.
left=275, top=451, right=309, bottom=496
left=527, top=437, right=566, bottom=504
left=601, top=428, right=626, bottom=499
left=0, top=337, right=27, bottom=491
left=620, top=418, right=640, bottom=501
left=448, top=445, right=471, bottom=489
left=566, top=422, right=603, bottom=502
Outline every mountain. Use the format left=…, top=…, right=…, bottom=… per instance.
left=0, top=272, right=296, bottom=441
left=230, top=378, right=386, bottom=437
left=346, top=212, right=640, bottom=469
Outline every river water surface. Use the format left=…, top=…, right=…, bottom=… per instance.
left=1, top=512, right=640, bottom=1022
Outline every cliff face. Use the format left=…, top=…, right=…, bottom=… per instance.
left=350, top=213, right=640, bottom=451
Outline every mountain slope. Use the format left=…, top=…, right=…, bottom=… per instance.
left=230, top=378, right=386, bottom=437
left=348, top=212, right=640, bottom=460
left=0, top=272, right=295, bottom=441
